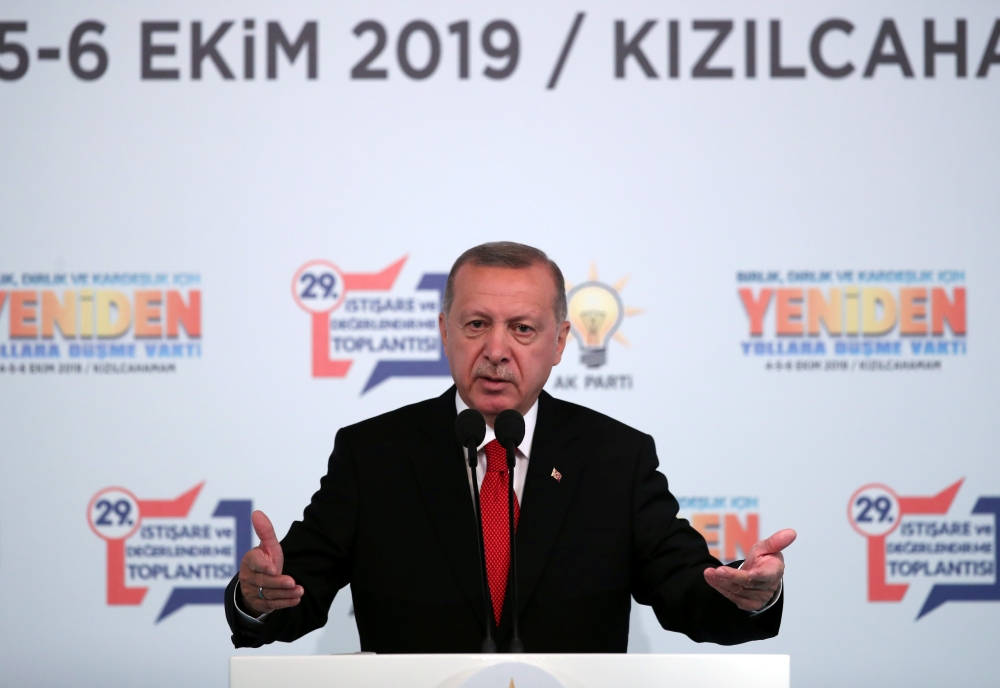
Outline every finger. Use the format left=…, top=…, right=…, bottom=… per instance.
left=753, top=529, right=797, bottom=557
left=261, top=586, right=304, bottom=600
left=743, top=529, right=795, bottom=569
left=241, top=547, right=290, bottom=576
left=706, top=566, right=775, bottom=590
left=243, top=583, right=304, bottom=601
left=243, top=548, right=278, bottom=576
left=239, top=586, right=303, bottom=614
left=242, top=572, right=298, bottom=590
left=704, top=571, right=774, bottom=610
left=703, top=569, right=744, bottom=596
left=704, top=572, right=770, bottom=610
left=703, top=568, right=762, bottom=598
left=252, top=511, right=282, bottom=559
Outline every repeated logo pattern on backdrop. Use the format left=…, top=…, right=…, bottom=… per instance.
left=87, top=483, right=252, bottom=622
left=292, top=258, right=448, bottom=393
left=292, top=258, right=644, bottom=394
left=678, top=495, right=760, bottom=564
left=551, top=264, right=641, bottom=393
left=3, top=4, right=998, bottom=685
left=848, top=481, right=998, bottom=618
left=738, top=269, right=966, bottom=371
left=0, top=271, right=201, bottom=374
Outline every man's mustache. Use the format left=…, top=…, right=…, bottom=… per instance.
left=473, top=362, right=517, bottom=383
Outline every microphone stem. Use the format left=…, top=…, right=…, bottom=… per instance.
left=506, top=442, right=524, bottom=653
left=468, top=441, right=496, bottom=653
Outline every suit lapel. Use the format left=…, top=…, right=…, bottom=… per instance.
left=513, top=391, right=584, bottom=618
left=409, top=387, right=489, bottom=631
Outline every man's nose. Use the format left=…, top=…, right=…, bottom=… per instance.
left=483, top=326, right=511, bottom=362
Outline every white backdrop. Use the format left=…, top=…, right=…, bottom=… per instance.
left=1, top=1, right=998, bottom=686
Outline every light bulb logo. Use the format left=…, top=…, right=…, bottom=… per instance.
left=565, top=265, right=642, bottom=369
left=567, top=282, right=623, bottom=367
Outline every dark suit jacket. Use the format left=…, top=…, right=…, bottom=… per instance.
left=225, top=387, right=782, bottom=652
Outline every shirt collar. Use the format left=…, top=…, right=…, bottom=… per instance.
left=455, top=389, right=538, bottom=459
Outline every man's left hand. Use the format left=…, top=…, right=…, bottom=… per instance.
left=703, top=528, right=797, bottom=612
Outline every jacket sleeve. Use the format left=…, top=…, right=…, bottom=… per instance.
left=225, top=428, right=359, bottom=648
left=629, top=435, right=782, bottom=645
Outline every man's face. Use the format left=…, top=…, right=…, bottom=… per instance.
left=439, top=262, right=570, bottom=424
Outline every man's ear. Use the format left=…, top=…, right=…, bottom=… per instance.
left=552, top=320, right=571, bottom=365
left=438, top=311, right=449, bottom=352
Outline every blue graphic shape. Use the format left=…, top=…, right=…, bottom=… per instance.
left=156, top=587, right=224, bottom=622
left=916, top=497, right=1000, bottom=619
left=214, top=499, right=254, bottom=562
left=156, top=499, right=253, bottom=622
left=362, top=273, right=450, bottom=393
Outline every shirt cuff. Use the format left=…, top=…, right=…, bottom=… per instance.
left=234, top=584, right=269, bottom=627
left=737, top=560, right=783, bottom=616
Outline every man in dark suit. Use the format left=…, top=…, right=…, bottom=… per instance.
left=225, top=242, right=795, bottom=652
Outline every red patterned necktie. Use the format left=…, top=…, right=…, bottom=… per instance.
left=480, top=439, right=519, bottom=626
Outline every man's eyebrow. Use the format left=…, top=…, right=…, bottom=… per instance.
left=457, top=308, right=546, bottom=324
left=459, top=309, right=493, bottom=320
left=507, top=313, right=546, bottom=326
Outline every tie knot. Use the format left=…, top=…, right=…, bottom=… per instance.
left=484, top=439, right=508, bottom=472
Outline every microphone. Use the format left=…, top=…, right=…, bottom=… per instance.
left=494, top=408, right=526, bottom=654
left=455, top=408, right=497, bottom=653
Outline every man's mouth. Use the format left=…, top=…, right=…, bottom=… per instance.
left=476, top=375, right=513, bottom=390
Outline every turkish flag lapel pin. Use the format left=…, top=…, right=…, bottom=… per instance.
left=551, top=468, right=562, bottom=482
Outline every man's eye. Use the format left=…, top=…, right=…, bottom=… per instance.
left=469, top=320, right=485, bottom=328
left=515, top=325, right=533, bottom=334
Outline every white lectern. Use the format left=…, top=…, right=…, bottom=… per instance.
left=231, top=654, right=789, bottom=688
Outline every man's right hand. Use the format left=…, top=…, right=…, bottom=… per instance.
left=238, top=510, right=304, bottom=616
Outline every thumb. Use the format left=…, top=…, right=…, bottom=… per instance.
left=747, top=528, right=797, bottom=568
left=762, top=528, right=797, bottom=553
left=252, top=510, right=283, bottom=566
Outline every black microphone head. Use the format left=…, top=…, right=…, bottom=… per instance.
left=455, top=408, right=487, bottom=448
left=494, top=409, right=526, bottom=449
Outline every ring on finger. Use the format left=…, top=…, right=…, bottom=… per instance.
left=258, top=586, right=265, bottom=600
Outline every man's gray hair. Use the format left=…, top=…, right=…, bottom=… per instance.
left=442, top=242, right=568, bottom=323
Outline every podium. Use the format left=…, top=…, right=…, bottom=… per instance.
left=230, top=654, right=789, bottom=688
